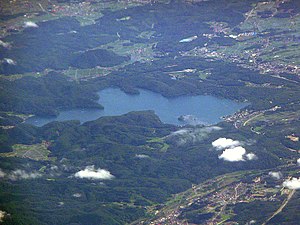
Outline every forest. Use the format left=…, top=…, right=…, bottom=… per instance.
left=0, top=0, right=299, bottom=224
left=1, top=110, right=297, bottom=224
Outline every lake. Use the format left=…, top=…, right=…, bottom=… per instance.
left=25, top=88, right=248, bottom=126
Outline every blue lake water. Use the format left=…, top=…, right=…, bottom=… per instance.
left=25, top=88, right=248, bottom=126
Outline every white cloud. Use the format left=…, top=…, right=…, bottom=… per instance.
left=297, top=158, right=300, bottom=165
left=48, top=165, right=61, bottom=177
left=58, top=202, right=64, bottom=206
left=218, top=146, right=246, bottom=162
left=169, top=126, right=222, bottom=145
left=0, top=40, right=11, bottom=48
left=203, top=126, right=222, bottom=133
left=62, top=164, right=71, bottom=171
left=3, top=58, right=16, bottom=65
left=212, top=138, right=240, bottom=150
left=135, top=154, right=150, bottom=159
left=74, top=165, right=114, bottom=180
left=8, top=169, right=42, bottom=181
left=0, top=169, right=6, bottom=178
left=0, top=210, right=8, bottom=222
left=0, top=168, right=42, bottom=180
left=24, top=21, right=38, bottom=28
left=246, top=153, right=257, bottom=160
left=283, top=177, right=300, bottom=190
left=171, top=129, right=189, bottom=136
left=269, top=171, right=283, bottom=180
left=73, top=193, right=82, bottom=198
left=213, top=137, right=257, bottom=162
left=179, top=35, right=198, bottom=43
left=178, top=114, right=207, bottom=125
left=50, top=165, right=59, bottom=171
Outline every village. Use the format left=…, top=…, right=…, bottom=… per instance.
left=142, top=171, right=295, bottom=225
left=222, top=105, right=281, bottom=130
left=181, top=35, right=299, bottom=79
left=181, top=0, right=300, bottom=79
left=0, top=0, right=165, bottom=37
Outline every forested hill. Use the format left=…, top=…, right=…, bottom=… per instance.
left=1, top=110, right=298, bottom=224
left=0, top=72, right=102, bottom=116
left=0, top=0, right=299, bottom=224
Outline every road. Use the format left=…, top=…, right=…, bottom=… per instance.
left=262, top=189, right=296, bottom=225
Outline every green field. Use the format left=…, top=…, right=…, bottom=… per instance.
left=0, top=143, right=54, bottom=161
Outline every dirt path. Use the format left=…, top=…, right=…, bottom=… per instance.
left=262, top=189, right=295, bottom=225
left=243, top=113, right=263, bottom=126
left=271, top=75, right=299, bottom=84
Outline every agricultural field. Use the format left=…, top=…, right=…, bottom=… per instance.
left=0, top=0, right=299, bottom=224
left=139, top=167, right=300, bottom=225
left=0, top=142, right=54, bottom=161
